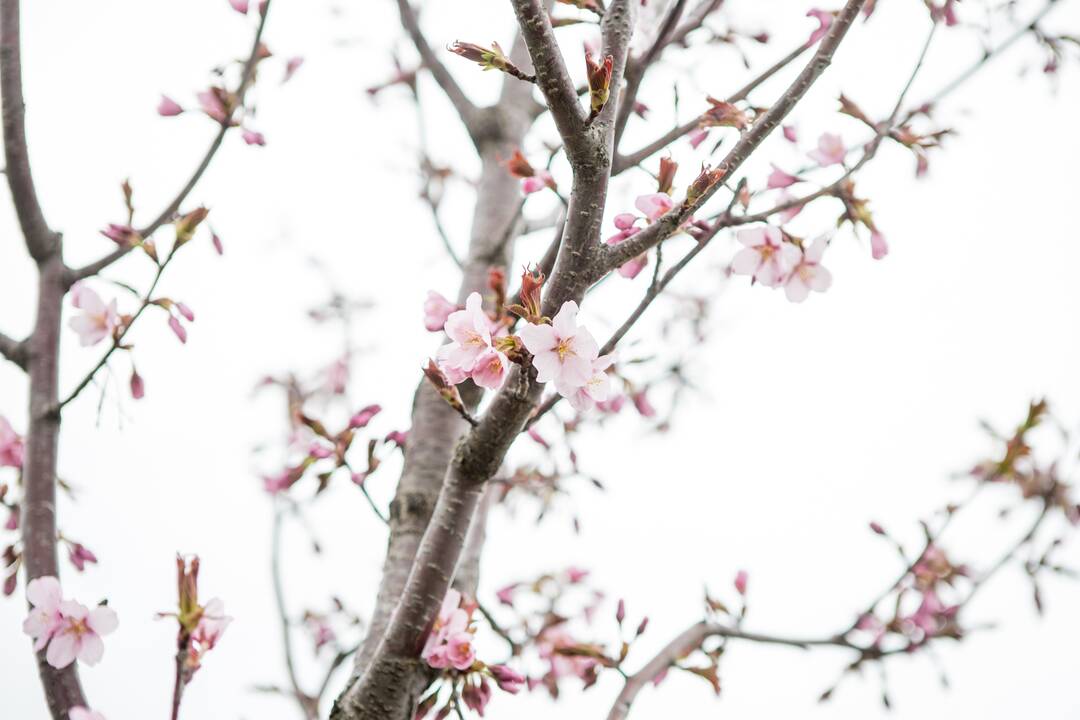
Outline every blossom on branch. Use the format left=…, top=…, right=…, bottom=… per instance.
left=519, top=301, right=599, bottom=391
left=69, top=283, right=121, bottom=347
left=23, top=576, right=118, bottom=669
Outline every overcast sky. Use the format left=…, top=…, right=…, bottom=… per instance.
left=2, top=1, right=1079, bottom=719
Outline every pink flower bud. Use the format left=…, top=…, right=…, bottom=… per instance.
left=615, top=598, right=626, bottom=624
left=242, top=129, right=266, bottom=146
left=283, top=56, right=304, bottom=83
left=349, top=404, right=382, bottom=429
left=175, top=303, right=195, bottom=322
left=168, top=316, right=188, bottom=344
left=130, top=370, right=145, bottom=400
left=782, top=125, right=798, bottom=143
left=489, top=664, right=525, bottom=694
left=228, top=0, right=249, bottom=14
left=211, top=231, right=224, bottom=255
left=734, top=569, right=748, bottom=595
left=870, top=231, right=889, bottom=260
left=157, top=95, right=184, bottom=117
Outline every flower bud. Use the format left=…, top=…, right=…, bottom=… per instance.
left=701, top=97, right=749, bottom=130
left=508, top=265, right=545, bottom=324
left=685, top=165, right=723, bottom=208
left=175, top=207, right=210, bottom=246
left=585, top=50, right=613, bottom=117
left=423, top=360, right=466, bottom=414
left=657, top=157, right=678, bottom=195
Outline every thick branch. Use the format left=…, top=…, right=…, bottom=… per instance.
left=603, top=0, right=867, bottom=272
left=66, top=0, right=272, bottom=284
left=1, top=0, right=60, bottom=261
left=509, top=0, right=587, bottom=153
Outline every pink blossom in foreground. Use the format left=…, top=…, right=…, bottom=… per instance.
left=766, top=164, right=800, bottom=189
left=634, top=192, right=674, bottom=222
left=69, top=708, right=107, bottom=720
left=423, top=291, right=457, bottom=332
left=437, top=292, right=492, bottom=374
left=519, top=301, right=599, bottom=391
left=808, top=132, right=846, bottom=167
left=783, top=236, right=833, bottom=303
left=446, top=631, right=478, bottom=670
left=806, top=8, right=834, bottom=45
left=228, top=0, right=249, bottom=13
left=41, top=599, right=119, bottom=669
left=241, top=129, right=266, bottom=146
left=730, top=226, right=799, bottom=287
left=0, top=416, right=25, bottom=468
left=69, top=283, right=120, bottom=347
left=870, top=230, right=889, bottom=260
left=157, top=95, right=184, bottom=117
left=560, top=354, right=614, bottom=412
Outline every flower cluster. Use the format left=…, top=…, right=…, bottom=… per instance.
left=519, top=302, right=614, bottom=411
left=22, top=576, right=118, bottom=669
left=730, top=227, right=833, bottom=303
left=435, top=292, right=511, bottom=390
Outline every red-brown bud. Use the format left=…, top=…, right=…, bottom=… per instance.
left=585, top=51, right=613, bottom=117
left=701, top=97, right=749, bottom=130
left=657, top=157, right=678, bottom=195
left=508, top=265, right=545, bottom=324
left=422, top=360, right=465, bottom=414
left=686, top=164, right=724, bottom=207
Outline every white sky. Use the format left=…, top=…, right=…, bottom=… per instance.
left=2, top=0, right=1079, bottom=719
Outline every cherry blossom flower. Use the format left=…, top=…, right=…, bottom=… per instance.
left=446, top=631, right=478, bottom=670
left=688, top=128, right=709, bottom=148
left=69, top=283, right=120, bottom=347
left=23, top=576, right=64, bottom=650
left=424, top=291, right=458, bottom=332
left=806, top=8, right=834, bottom=45
left=69, top=708, right=107, bottom=720
left=421, top=589, right=473, bottom=669
left=43, top=599, right=119, bottom=669
left=766, top=164, right=800, bottom=189
left=157, top=96, right=183, bottom=117
left=349, top=404, right=382, bottom=429
left=870, top=230, right=889, bottom=260
left=192, top=598, right=231, bottom=652
left=471, top=349, right=509, bottom=390
left=521, top=170, right=556, bottom=195
left=730, top=226, right=799, bottom=287
left=605, top=214, right=648, bottom=278
left=130, top=369, right=146, bottom=400
left=437, top=292, right=492, bottom=375
left=776, top=190, right=805, bottom=224
left=635, top=192, right=674, bottom=221
left=808, top=132, right=846, bottom=167
left=559, top=354, right=615, bottom=412
left=783, top=236, right=833, bottom=303
left=519, top=301, right=599, bottom=390
left=0, top=415, right=25, bottom=468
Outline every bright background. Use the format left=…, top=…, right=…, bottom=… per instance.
left=1, top=1, right=1079, bottom=718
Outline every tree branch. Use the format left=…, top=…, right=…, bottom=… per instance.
left=272, top=506, right=320, bottom=720
left=0, top=330, right=27, bottom=370
left=65, top=0, right=272, bottom=284
left=1, top=0, right=60, bottom=262
left=602, top=0, right=868, bottom=272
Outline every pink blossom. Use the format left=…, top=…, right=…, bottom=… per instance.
left=228, top=0, right=249, bottom=13
left=43, top=599, right=119, bottom=669
left=384, top=430, right=408, bottom=448
left=870, top=230, right=889, bottom=260
left=616, top=254, right=648, bottom=279
left=168, top=316, right=188, bottom=344
left=782, top=125, right=798, bottom=143
left=424, top=291, right=457, bottom=332
left=446, top=631, right=478, bottom=670
left=211, top=231, right=224, bottom=255
left=23, top=576, right=64, bottom=650
left=518, top=301, right=599, bottom=391
left=283, top=56, right=305, bottom=83
left=605, top=214, right=646, bottom=278
left=307, top=615, right=336, bottom=651
left=242, top=129, right=266, bottom=146
left=855, top=613, right=886, bottom=645
left=69, top=708, right=107, bottom=720
left=262, top=470, right=294, bottom=495
left=192, top=597, right=231, bottom=651
left=349, top=404, right=382, bottom=429
left=462, top=678, right=493, bottom=715
left=471, top=349, right=509, bottom=390
left=808, top=132, right=846, bottom=167
left=197, top=90, right=229, bottom=123
left=100, top=223, right=138, bottom=246
left=596, top=394, right=626, bottom=413
left=560, top=354, right=614, bottom=412
left=69, top=283, right=120, bottom=347
left=634, top=192, right=674, bottom=221
left=68, top=543, right=99, bottom=573
left=688, top=128, right=709, bottom=149
left=0, top=416, right=25, bottom=468
left=437, top=292, right=492, bottom=374
left=521, top=169, right=555, bottom=195
left=806, top=8, right=834, bottom=45
left=766, top=164, right=799, bottom=189
left=324, top=357, right=349, bottom=394
left=783, top=236, right=833, bottom=303
left=489, top=664, right=525, bottom=694
left=730, top=226, right=800, bottom=287
left=157, top=95, right=184, bottom=117
left=734, top=570, right=748, bottom=595
left=130, top=370, right=145, bottom=400
left=421, top=589, right=472, bottom=669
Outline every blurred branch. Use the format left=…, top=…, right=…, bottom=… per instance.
left=0, top=330, right=27, bottom=370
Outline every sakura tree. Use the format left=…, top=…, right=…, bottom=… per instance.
left=1, top=0, right=1078, bottom=719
